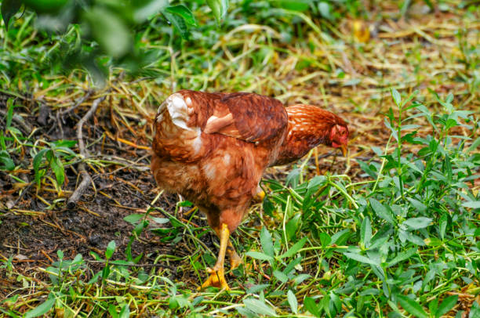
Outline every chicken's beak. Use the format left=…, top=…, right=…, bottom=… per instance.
left=340, top=144, right=348, bottom=157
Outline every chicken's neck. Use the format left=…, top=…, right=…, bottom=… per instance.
left=272, top=105, right=336, bottom=166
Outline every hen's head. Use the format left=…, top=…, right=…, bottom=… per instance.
left=330, top=123, right=349, bottom=156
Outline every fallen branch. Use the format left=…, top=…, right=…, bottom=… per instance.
left=67, top=96, right=106, bottom=209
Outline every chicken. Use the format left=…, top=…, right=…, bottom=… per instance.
left=151, top=90, right=349, bottom=290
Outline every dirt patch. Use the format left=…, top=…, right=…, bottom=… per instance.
left=0, top=93, right=219, bottom=297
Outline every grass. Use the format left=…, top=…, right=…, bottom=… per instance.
left=0, top=0, right=479, bottom=317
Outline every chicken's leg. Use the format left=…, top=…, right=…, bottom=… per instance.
left=201, top=223, right=230, bottom=290
left=227, top=241, right=242, bottom=270
left=253, top=186, right=265, bottom=203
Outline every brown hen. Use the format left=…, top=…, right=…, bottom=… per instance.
left=151, top=90, right=348, bottom=290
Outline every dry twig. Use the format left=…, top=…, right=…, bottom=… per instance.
left=67, top=95, right=106, bottom=209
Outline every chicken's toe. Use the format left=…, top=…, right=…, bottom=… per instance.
left=201, top=267, right=230, bottom=290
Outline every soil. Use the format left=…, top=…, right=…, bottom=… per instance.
left=0, top=93, right=208, bottom=297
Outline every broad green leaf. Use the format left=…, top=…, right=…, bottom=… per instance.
left=273, top=270, right=288, bottom=283
left=165, top=5, right=198, bottom=26
left=260, top=227, right=274, bottom=257
left=0, top=151, right=15, bottom=171
left=53, top=140, right=77, bottom=148
left=134, top=220, right=148, bottom=236
left=50, top=155, right=65, bottom=186
left=304, top=297, right=320, bottom=317
left=83, top=7, right=132, bottom=58
left=243, top=298, right=276, bottom=317
left=207, top=0, right=229, bottom=23
left=123, top=214, right=144, bottom=224
left=119, top=303, right=130, bottom=318
left=318, top=2, right=330, bottom=19
left=370, top=198, right=395, bottom=224
left=391, top=88, right=402, bottom=107
left=283, top=256, right=302, bottom=275
left=435, top=295, right=458, bottom=318
left=429, top=295, right=439, bottom=314
left=307, top=176, right=326, bottom=191
left=424, top=237, right=443, bottom=247
left=263, top=197, right=275, bottom=216
left=469, top=300, right=480, bottom=318
left=384, top=118, right=398, bottom=141
left=285, top=213, right=301, bottom=241
left=319, top=232, right=331, bottom=248
left=279, top=237, right=307, bottom=259
left=89, top=266, right=103, bottom=284
left=236, top=307, right=255, bottom=318
left=108, top=304, right=119, bottom=318
left=293, top=273, right=311, bottom=285
left=357, top=159, right=377, bottom=179
left=387, top=248, right=417, bottom=267
left=397, top=295, right=428, bottom=318
left=403, top=217, right=432, bottom=230
left=405, top=234, right=426, bottom=246
left=246, top=284, right=269, bottom=294
left=1, top=0, right=21, bottom=31
left=33, top=148, right=49, bottom=185
left=462, top=201, right=480, bottom=209
left=467, top=137, right=480, bottom=153
left=344, top=252, right=380, bottom=266
left=105, top=240, right=116, bottom=259
left=246, top=251, right=274, bottom=262
left=150, top=217, right=170, bottom=224
left=285, top=168, right=300, bottom=188
left=361, top=216, right=372, bottom=247
left=162, top=11, right=189, bottom=39
left=55, top=146, right=77, bottom=158
left=407, top=198, right=427, bottom=212
left=331, top=229, right=351, bottom=245
left=7, top=126, right=22, bottom=136
left=287, top=290, right=298, bottom=314
left=24, top=295, right=55, bottom=318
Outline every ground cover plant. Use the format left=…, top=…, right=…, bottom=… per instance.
left=0, top=0, right=479, bottom=317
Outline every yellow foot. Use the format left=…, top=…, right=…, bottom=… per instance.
left=229, top=250, right=242, bottom=271
left=201, top=267, right=230, bottom=290
left=253, top=190, right=265, bottom=203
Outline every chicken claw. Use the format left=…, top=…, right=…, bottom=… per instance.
left=227, top=243, right=242, bottom=271
left=200, top=223, right=231, bottom=290
left=253, top=190, right=265, bottom=203
left=201, top=267, right=230, bottom=290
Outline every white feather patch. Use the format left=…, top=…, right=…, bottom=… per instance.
left=223, top=153, right=231, bottom=165
left=192, top=127, right=203, bottom=154
left=166, top=93, right=192, bottom=131
left=203, top=162, right=216, bottom=180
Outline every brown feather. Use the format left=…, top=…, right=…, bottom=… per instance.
left=272, top=105, right=348, bottom=166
